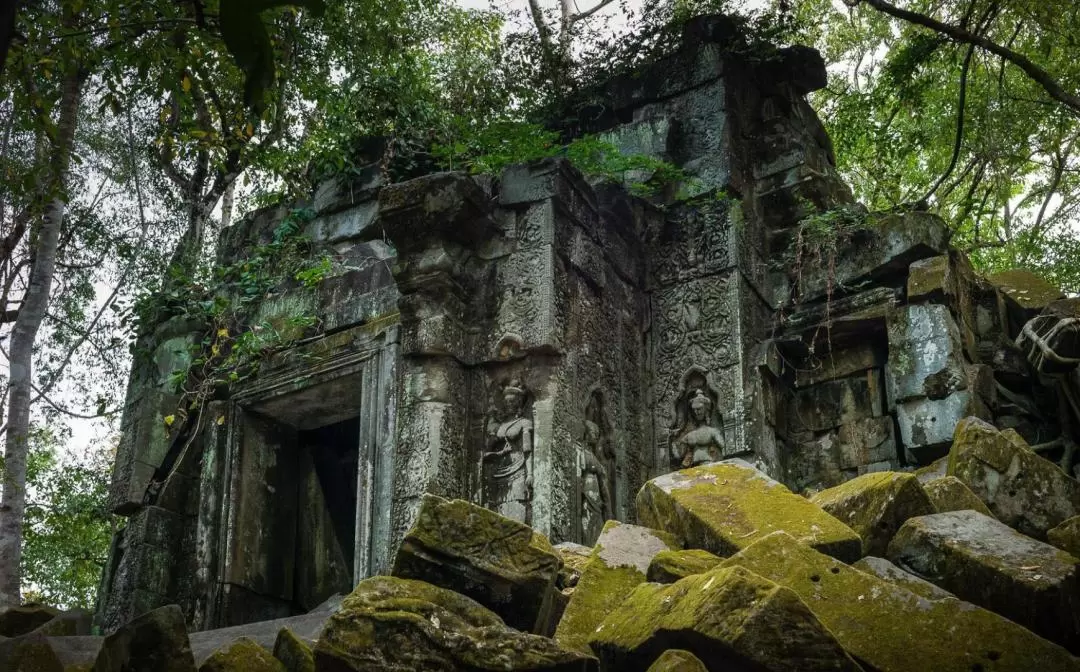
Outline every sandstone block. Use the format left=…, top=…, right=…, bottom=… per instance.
left=810, top=471, right=935, bottom=556
left=1048, top=516, right=1080, bottom=558
left=888, top=510, right=1080, bottom=652
left=272, top=628, right=314, bottom=672
left=920, top=475, right=993, bottom=517
left=199, top=637, right=284, bottom=672
left=645, top=650, right=707, bottom=672
left=590, top=565, right=860, bottom=672
left=723, top=531, right=1078, bottom=671
left=987, top=269, right=1064, bottom=311
left=949, top=417, right=1080, bottom=539
left=92, top=604, right=196, bottom=672
left=314, top=576, right=597, bottom=671
left=0, top=634, right=63, bottom=672
left=554, top=521, right=677, bottom=653
left=0, top=605, right=59, bottom=638
left=646, top=549, right=723, bottom=583
left=392, top=494, right=562, bottom=634
left=636, top=459, right=861, bottom=562
left=852, top=556, right=954, bottom=600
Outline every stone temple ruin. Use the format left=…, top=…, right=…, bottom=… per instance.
left=95, top=16, right=1080, bottom=634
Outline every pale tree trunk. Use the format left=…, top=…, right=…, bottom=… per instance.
left=0, top=68, right=83, bottom=607
left=219, top=179, right=236, bottom=229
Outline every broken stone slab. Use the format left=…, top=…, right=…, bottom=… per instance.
left=392, top=494, right=562, bottom=635
left=645, top=650, right=707, bottom=672
left=0, top=633, right=63, bottom=672
left=0, top=605, right=59, bottom=638
left=887, top=509, right=1080, bottom=652
left=553, top=542, right=593, bottom=592
left=199, top=637, right=285, bottom=672
left=896, top=392, right=978, bottom=465
left=906, top=255, right=950, bottom=302
left=92, top=604, right=196, bottom=672
left=851, top=556, right=955, bottom=601
left=914, top=456, right=948, bottom=482
left=810, top=471, right=936, bottom=557
left=920, top=475, right=994, bottom=517
left=1048, top=516, right=1080, bottom=558
left=636, top=459, right=862, bottom=562
left=314, top=576, right=597, bottom=671
left=189, top=612, right=330, bottom=665
left=722, top=531, right=1079, bottom=671
left=949, top=416, right=1080, bottom=539
left=272, top=628, right=314, bottom=672
left=886, top=304, right=968, bottom=404
left=646, top=549, right=723, bottom=583
left=554, top=521, right=677, bottom=654
left=590, top=565, right=860, bottom=672
left=987, top=269, right=1064, bottom=313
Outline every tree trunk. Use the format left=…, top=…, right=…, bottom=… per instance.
left=0, top=68, right=82, bottom=607
left=219, top=179, right=236, bottom=230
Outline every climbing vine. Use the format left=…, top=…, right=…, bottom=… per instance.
left=131, top=207, right=334, bottom=432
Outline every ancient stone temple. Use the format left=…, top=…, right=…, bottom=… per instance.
left=94, top=16, right=1079, bottom=633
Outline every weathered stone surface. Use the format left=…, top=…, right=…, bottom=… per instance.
left=810, top=471, right=935, bottom=557
left=723, top=531, right=1079, bottom=671
left=646, top=549, right=723, bottom=583
left=921, top=475, right=993, bottom=517
left=644, top=650, right=706, bottom=672
left=852, top=556, right=955, bottom=601
left=189, top=613, right=329, bottom=666
left=391, top=494, right=561, bottom=634
left=0, top=634, right=63, bottom=672
left=313, top=576, right=597, bottom=671
left=906, top=255, right=950, bottom=302
left=636, top=459, right=862, bottom=562
left=914, top=456, right=948, bottom=482
left=198, top=637, right=284, bottom=672
left=272, top=629, right=313, bottom=672
left=887, top=510, right=1080, bottom=652
left=0, top=605, right=59, bottom=638
left=92, top=605, right=196, bottom=672
left=1048, top=516, right=1080, bottom=558
left=987, top=269, right=1064, bottom=311
left=949, top=416, right=1080, bottom=539
left=887, top=304, right=967, bottom=404
left=554, top=521, right=677, bottom=654
left=896, top=393, right=976, bottom=464
left=590, top=565, right=860, bottom=672
left=553, top=542, right=592, bottom=593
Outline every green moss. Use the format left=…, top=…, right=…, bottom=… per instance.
left=810, top=471, right=935, bottom=557
left=272, top=628, right=314, bottom=672
left=555, top=561, right=647, bottom=653
left=646, top=549, right=722, bottom=583
left=1048, top=516, right=1080, bottom=558
left=922, top=476, right=993, bottom=517
left=986, top=269, right=1063, bottom=309
left=199, top=638, right=284, bottom=672
left=637, top=463, right=861, bottom=562
left=722, top=531, right=1078, bottom=671
left=646, top=649, right=707, bottom=672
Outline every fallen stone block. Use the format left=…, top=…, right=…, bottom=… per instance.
left=92, top=604, right=196, bottom=672
left=553, top=542, right=593, bottom=593
left=645, top=649, right=706, bottom=672
left=590, top=565, right=860, bottom=672
left=920, top=475, right=993, bottom=517
left=723, top=531, right=1079, bottom=671
left=0, top=633, right=63, bottom=672
left=636, top=459, right=861, bottom=562
left=0, top=605, right=59, bottom=638
left=888, top=509, right=1080, bottom=652
left=554, top=521, right=676, bottom=654
left=199, top=637, right=284, bottom=672
left=314, top=576, right=597, bottom=671
left=1048, top=515, right=1080, bottom=558
left=646, top=549, right=722, bottom=583
left=810, top=471, right=935, bottom=556
left=272, top=628, right=313, bottom=672
left=392, top=494, right=562, bottom=634
left=852, top=556, right=954, bottom=600
left=949, top=416, right=1080, bottom=539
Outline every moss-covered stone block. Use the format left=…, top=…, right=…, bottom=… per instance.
left=948, top=416, right=1080, bottom=539
left=810, top=471, right=935, bottom=557
left=314, top=576, right=597, bottom=671
left=554, top=521, right=676, bottom=654
left=888, top=510, right=1080, bottom=653
left=199, top=638, right=284, bottom=672
left=646, top=549, right=722, bottom=583
left=921, top=475, right=993, bottom=517
left=852, top=556, right=954, bottom=601
left=645, top=649, right=706, bottom=672
left=722, top=531, right=1079, bottom=671
left=1048, top=515, right=1080, bottom=558
left=0, top=633, right=64, bottom=672
left=986, top=269, right=1064, bottom=310
left=590, top=565, right=859, bottom=671
left=636, top=459, right=861, bottom=562
left=272, top=628, right=314, bottom=672
left=553, top=542, right=593, bottom=594
left=0, top=605, right=59, bottom=638
left=392, top=494, right=562, bottom=634
left=92, top=604, right=196, bottom=672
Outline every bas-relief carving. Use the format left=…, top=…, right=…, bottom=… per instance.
left=580, top=389, right=616, bottom=544
left=482, top=378, right=535, bottom=524
left=669, top=369, right=728, bottom=468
